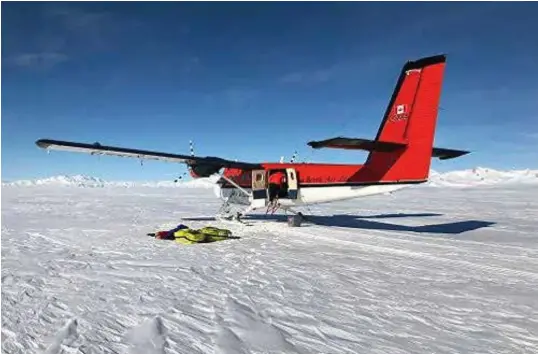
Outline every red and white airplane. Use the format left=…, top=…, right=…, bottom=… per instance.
left=36, top=54, right=469, bottom=219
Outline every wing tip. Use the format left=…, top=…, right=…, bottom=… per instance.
left=434, top=149, right=471, bottom=160
left=36, top=139, right=52, bottom=149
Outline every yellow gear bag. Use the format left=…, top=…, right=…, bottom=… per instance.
left=174, top=229, right=207, bottom=244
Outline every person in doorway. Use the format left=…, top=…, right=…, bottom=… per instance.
left=268, top=171, right=286, bottom=202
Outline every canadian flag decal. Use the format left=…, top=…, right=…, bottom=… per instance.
left=396, top=104, right=406, bottom=115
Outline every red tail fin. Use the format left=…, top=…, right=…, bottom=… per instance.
left=365, top=54, right=447, bottom=182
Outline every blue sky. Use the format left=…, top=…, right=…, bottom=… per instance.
left=2, top=2, right=538, bottom=181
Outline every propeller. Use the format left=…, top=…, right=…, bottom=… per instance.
left=189, top=140, right=195, bottom=157
left=290, top=150, right=298, bottom=163
left=174, top=172, right=188, bottom=183
left=164, top=140, right=195, bottom=182
left=175, top=139, right=196, bottom=182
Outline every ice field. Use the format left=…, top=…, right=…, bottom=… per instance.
left=2, top=170, right=538, bottom=354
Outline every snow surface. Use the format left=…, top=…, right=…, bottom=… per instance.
left=2, top=175, right=538, bottom=353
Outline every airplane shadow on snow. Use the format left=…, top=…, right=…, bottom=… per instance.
left=183, top=212, right=495, bottom=235
left=242, top=213, right=496, bottom=235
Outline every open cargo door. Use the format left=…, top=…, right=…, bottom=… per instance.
left=286, top=168, right=298, bottom=199
left=251, top=170, right=268, bottom=208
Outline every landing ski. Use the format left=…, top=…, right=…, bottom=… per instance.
left=216, top=214, right=254, bottom=227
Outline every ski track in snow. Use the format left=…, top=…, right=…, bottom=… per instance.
left=2, top=184, right=538, bottom=354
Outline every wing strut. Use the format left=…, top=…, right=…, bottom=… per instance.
left=219, top=174, right=251, bottom=197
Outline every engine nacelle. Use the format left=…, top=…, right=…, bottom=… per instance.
left=189, top=164, right=222, bottom=178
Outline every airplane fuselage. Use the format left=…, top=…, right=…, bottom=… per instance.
left=216, top=162, right=428, bottom=187
left=208, top=162, right=426, bottom=208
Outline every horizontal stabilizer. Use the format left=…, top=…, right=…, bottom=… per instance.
left=35, top=139, right=262, bottom=170
left=307, top=137, right=406, bottom=152
left=307, top=137, right=470, bottom=160
left=431, top=147, right=470, bottom=160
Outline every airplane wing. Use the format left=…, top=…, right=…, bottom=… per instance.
left=35, top=139, right=263, bottom=171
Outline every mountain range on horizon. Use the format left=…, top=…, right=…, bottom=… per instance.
left=3, top=167, right=538, bottom=188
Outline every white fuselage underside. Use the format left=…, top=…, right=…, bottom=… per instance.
left=215, top=184, right=415, bottom=207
